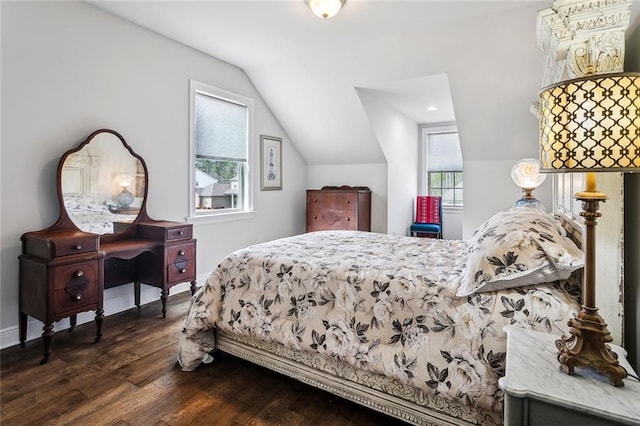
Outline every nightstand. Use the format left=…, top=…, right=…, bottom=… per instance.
left=499, top=326, right=640, bottom=426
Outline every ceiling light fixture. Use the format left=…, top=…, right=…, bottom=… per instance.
left=427, top=106, right=438, bottom=111
left=306, top=0, right=346, bottom=19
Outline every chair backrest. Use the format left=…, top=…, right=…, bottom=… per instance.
left=415, top=195, right=442, bottom=225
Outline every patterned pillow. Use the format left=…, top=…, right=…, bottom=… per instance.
left=456, top=206, right=584, bottom=297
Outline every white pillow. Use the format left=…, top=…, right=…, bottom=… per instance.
left=456, top=207, right=584, bottom=297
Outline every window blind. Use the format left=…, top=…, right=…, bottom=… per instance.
left=195, top=92, right=248, bottom=161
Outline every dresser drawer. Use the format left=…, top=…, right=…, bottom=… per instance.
left=138, top=222, right=193, bottom=242
left=307, top=209, right=358, bottom=231
left=166, top=226, right=192, bottom=241
left=52, top=261, right=100, bottom=290
left=22, top=231, right=98, bottom=258
left=167, top=260, right=195, bottom=284
left=308, top=191, right=357, bottom=210
left=167, top=243, right=195, bottom=261
left=54, top=280, right=100, bottom=314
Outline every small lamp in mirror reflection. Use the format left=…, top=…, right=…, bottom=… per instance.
left=115, top=173, right=134, bottom=209
left=511, top=158, right=546, bottom=211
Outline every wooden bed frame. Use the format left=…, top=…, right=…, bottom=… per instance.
left=216, top=332, right=501, bottom=426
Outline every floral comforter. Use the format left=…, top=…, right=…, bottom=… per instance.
left=178, top=231, right=580, bottom=413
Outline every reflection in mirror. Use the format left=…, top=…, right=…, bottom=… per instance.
left=61, top=132, right=145, bottom=235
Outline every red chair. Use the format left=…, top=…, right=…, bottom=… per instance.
left=410, top=196, right=442, bottom=238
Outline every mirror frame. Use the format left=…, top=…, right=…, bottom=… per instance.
left=52, top=129, right=151, bottom=243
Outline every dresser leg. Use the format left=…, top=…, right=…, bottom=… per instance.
left=19, top=312, right=27, bottom=347
left=94, top=309, right=103, bottom=343
left=134, top=281, right=141, bottom=309
left=40, top=322, right=54, bottom=365
left=190, top=280, right=197, bottom=296
left=69, top=314, right=77, bottom=332
left=161, top=290, right=168, bottom=318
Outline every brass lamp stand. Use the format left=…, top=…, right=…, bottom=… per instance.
left=555, top=185, right=628, bottom=386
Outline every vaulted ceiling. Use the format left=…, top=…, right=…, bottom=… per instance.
left=87, top=1, right=640, bottom=165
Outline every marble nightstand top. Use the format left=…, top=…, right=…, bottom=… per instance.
left=498, top=325, right=640, bottom=425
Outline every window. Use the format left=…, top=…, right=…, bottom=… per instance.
left=428, top=171, right=463, bottom=206
left=189, top=80, right=254, bottom=218
left=420, top=126, right=463, bottom=207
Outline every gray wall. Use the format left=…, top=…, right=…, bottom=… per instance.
left=0, top=1, right=308, bottom=347
left=624, top=22, right=640, bottom=371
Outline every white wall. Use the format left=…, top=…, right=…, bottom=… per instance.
left=624, top=20, right=640, bottom=371
left=356, top=89, right=418, bottom=236
left=463, top=160, right=553, bottom=238
left=442, top=207, right=463, bottom=240
left=307, top=164, right=387, bottom=234
left=0, top=1, right=307, bottom=348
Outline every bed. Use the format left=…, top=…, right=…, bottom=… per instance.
left=177, top=206, right=584, bottom=425
left=63, top=195, right=138, bottom=234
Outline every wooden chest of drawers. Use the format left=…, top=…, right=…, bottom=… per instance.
left=306, top=186, right=371, bottom=232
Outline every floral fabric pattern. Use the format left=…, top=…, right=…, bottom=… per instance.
left=456, top=207, right=584, bottom=297
left=178, top=230, right=580, bottom=414
left=63, top=195, right=137, bottom=234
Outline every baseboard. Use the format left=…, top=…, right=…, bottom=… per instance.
left=0, top=272, right=210, bottom=350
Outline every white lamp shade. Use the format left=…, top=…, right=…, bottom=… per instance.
left=306, top=0, right=346, bottom=19
left=511, top=158, right=546, bottom=190
left=116, top=173, right=133, bottom=188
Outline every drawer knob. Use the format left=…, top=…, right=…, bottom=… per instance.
left=346, top=217, right=351, bottom=221
left=178, top=231, right=184, bottom=236
left=179, top=268, right=186, bottom=274
left=73, top=294, right=82, bottom=301
left=74, top=245, right=82, bottom=250
left=178, top=250, right=185, bottom=256
left=346, top=200, right=350, bottom=204
left=313, top=215, right=317, bottom=219
left=74, top=270, right=84, bottom=278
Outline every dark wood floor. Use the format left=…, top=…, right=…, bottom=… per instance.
left=1, top=291, right=406, bottom=425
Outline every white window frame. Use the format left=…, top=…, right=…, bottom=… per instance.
left=187, top=80, right=255, bottom=224
left=419, top=123, right=463, bottom=209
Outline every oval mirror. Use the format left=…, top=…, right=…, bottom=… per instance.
left=59, top=130, right=147, bottom=235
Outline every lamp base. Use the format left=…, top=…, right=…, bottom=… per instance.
left=556, top=306, right=628, bottom=387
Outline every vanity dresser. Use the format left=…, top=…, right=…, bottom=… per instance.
left=306, top=186, right=371, bottom=232
left=19, top=129, right=197, bottom=364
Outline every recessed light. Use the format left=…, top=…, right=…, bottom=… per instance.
left=427, top=106, right=438, bottom=111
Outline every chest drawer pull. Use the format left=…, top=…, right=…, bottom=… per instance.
left=178, top=250, right=185, bottom=256
left=74, top=270, right=84, bottom=278
left=346, top=217, right=351, bottom=221
left=73, top=294, right=82, bottom=301
left=74, top=245, right=82, bottom=250
left=179, top=268, right=186, bottom=274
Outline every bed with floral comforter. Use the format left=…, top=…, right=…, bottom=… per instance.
left=178, top=207, right=584, bottom=425
left=63, top=195, right=138, bottom=234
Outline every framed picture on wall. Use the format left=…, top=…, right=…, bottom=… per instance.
left=260, top=135, right=282, bottom=190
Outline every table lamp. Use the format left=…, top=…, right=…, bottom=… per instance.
left=115, top=173, right=134, bottom=209
left=538, top=72, right=639, bottom=386
left=511, top=158, right=547, bottom=210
